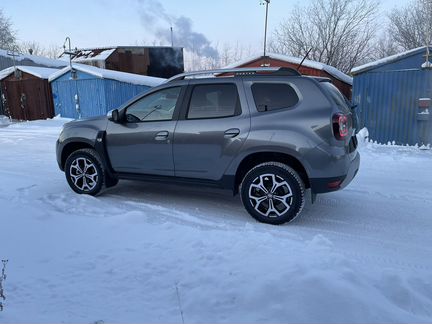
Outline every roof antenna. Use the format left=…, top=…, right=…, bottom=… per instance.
left=296, top=48, right=313, bottom=72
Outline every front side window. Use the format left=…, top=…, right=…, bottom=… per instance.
left=125, top=87, right=181, bottom=122
left=187, top=84, right=240, bottom=119
left=251, top=83, right=299, bottom=112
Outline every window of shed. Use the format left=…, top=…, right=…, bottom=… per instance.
left=251, top=83, right=299, bottom=112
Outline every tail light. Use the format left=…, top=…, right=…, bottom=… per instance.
left=332, top=113, right=350, bottom=140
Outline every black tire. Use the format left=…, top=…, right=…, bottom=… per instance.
left=65, top=148, right=105, bottom=196
left=240, top=162, right=305, bottom=225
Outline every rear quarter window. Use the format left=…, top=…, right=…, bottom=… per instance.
left=321, top=82, right=351, bottom=113
left=251, top=83, right=299, bottom=112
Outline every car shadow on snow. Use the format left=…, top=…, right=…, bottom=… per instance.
left=101, top=180, right=362, bottom=232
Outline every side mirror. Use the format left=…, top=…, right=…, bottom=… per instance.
left=107, top=109, right=121, bottom=123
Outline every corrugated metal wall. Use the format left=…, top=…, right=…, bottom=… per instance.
left=51, top=70, right=150, bottom=119
left=104, top=80, right=149, bottom=111
left=353, top=69, right=432, bottom=145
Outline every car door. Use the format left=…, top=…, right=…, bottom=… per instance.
left=106, top=85, right=185, bottom=176
left=173, top=79, right=250, bottom=181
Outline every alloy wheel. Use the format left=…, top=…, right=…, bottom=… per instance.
left=69, top=157, right=99, bottom=192
left=248, top=173, right=293, bottom=218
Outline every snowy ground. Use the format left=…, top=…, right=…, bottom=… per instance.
left=0, top=119, right=431, bottom=323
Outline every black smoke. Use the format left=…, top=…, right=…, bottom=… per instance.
left=137, top=0, right=219, bottom=59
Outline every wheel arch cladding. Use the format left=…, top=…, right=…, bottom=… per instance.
left=61, top=141, right=94, bottom=169
left=234, top=151, right=310, bottom=194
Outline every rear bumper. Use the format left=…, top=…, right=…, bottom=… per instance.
left=310, top=151, right=360, bottom=194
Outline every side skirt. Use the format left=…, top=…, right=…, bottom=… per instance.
left=116, top=172, right=236, bottom=193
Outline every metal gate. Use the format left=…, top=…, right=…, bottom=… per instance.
left=2, top=79, right=54, bottom=121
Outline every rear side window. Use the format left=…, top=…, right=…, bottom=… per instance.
left=321, top=82, right=351, bottom=113
left=187, top=84, right=240, bottom=119
left=251, top=83, right=299, bottom=112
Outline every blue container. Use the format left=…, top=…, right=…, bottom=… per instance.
left=352, top=47, right=432, bottom=145
left=50, top=68, right=154, bottom=119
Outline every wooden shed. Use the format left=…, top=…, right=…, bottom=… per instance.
left=0, top=66, right=59, bottom=121
left=223, top=53, right=353, bottom=99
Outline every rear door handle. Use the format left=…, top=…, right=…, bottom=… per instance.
left=155, top=131, right=169, bottom=141
left=224, top=128, right=240, bottom=138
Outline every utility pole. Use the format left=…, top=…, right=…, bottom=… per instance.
left=261, top=0, right=270, bottom=58
left=170, top=26, right=174, bottom=47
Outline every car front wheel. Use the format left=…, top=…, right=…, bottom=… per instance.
left=240, top=162, right=305, bottom=225
left=65, top=148, right=105, bottom=195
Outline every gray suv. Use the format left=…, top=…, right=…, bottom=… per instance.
left=56, top=67, right=360, bottom=225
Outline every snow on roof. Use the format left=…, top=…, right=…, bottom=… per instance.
left=48, top=63, right=165, bottom=87
left=223, top=53, right=353, bottom=85
left=0, top=49, right=68, bottom=68
left=351, top=46, right=432, bottom=75
left=0, top=66, right=60, bottom=81
left=73, top=49, right=116, bottom=62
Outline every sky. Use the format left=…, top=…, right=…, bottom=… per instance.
left=1, top=0, right=409, bottom=53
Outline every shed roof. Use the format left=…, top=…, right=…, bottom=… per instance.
left=0, top=66, right=60, bottom=81
left=48, top=63, right=166, bottom=86
left=351, top=46, right=432, bottom=75
left=0, top=49, right=68, bottom=68
left=69, top=46, right=184, bottom=62
left=73, top=49, right=116, bottom=63
left=223, top=53, right=353, bottom=85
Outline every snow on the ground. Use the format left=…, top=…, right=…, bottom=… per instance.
left=0, top=119, right=431, bottom=323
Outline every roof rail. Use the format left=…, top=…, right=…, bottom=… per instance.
left=166, top=67, right=301, bottom=83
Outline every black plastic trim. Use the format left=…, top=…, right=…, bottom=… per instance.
left=94, top=131, right=117, bottom=184
left=116, top=172, right=236, bottom=192
left=310, top=176, right=346, bottom=194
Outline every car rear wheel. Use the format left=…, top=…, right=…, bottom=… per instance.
left=240, top=162, right=305, bottom=225
left=65, top=148, right=105, bottom=195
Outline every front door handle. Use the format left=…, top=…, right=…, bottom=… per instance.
left=224, top=128, right=240, bottom=138
left=155, top=131, right=169, bottom=141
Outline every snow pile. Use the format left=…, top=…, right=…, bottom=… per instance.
left=356, top=127, right=369, bottom=145
left=0, top=119, right=432, bottom=322
left=0, top=115, right=11, bottom=127
left=422, top=61, right=432, bottom=69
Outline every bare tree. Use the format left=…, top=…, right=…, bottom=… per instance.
left=45, top=44, right=63, bottom=59
left=372, top=33, right=401, bottom=59
left=219, top=41, right=250, bottom=67
left=0, top=9, right=16, bottom=50
left=271, top=0, right=379, bottom=73
left=18, top=41, right=46, bottom=56
left=388, top=0, right=432, bottom=50
left=183, top=42, right=256, bottom=71
left=18, top=41, right=63, bottom=59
